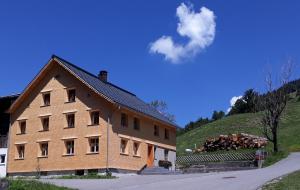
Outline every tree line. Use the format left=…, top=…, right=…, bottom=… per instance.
left=177, top=77, right=300, bottom=137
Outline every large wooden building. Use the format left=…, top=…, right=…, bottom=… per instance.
left=6, top=55, right=177, bottom=176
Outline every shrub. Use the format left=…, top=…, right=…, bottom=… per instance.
left=158, top=160, right=172, bottom=169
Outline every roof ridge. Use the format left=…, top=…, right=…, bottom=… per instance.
left=52, top=54, right=136, bottom=97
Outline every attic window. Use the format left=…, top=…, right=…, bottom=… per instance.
left=133, top=117, right=140, bottom=130
left=66, top=114, right=75, bottom=128
left=19, top=121, right=26, bottom=135
left=42, top=93, right=50, bottom=106
left=121, top=113, right=128, bottom=127
left=67, top=89, right=76, bottom=103
left=90, top=111, right=100, bottom=125
left=41, top=117, right=49, bottom=131
left=154, top=125, right=159, bottom=136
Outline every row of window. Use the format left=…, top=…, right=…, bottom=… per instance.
left=18, top=113, right=170, bottom=140
left=15, top=137, right=99, bottom=159
left=31, top=89, right=170, bottom=140
left=15, top=138, right=141, bottom=159
left=41, top=88, right=76, bottom=107
left=121, top=113, right=170, bottom=140
left=17, top=111, right=100, bottom=134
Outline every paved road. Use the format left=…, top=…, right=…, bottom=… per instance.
left=43, top=153, right=300, bottom=190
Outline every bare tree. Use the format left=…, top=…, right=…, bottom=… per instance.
left=150, top=100, right=176, bottom=122
left=259, top=61, right=293, bottom=152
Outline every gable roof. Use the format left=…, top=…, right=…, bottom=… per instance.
left=11, top=55, right=178, bottom=128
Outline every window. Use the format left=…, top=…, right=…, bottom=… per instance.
left=42, top=93, right=50, bottom=106
left=164, top=128, right=169, bottom=139
left=17, top=145, right=25, bottom=159
left=164, top=149, right=169, bottom=161
left=40, top=142, right=48, bottom=157
left=154, top=125, right=159, bottom=136
left=0, top=155, right=5, bottom=164
left=133, top=142, right=140, bottom=156
left=67, top=89, right=76, bottom=102
left=120, top=139, right=128, bottom=154
left=65, top=140, right=74, bottom=155
left=133, top=117, right=140, bottom=130
left=121, top=113, right=128, bottom=127
left=19, top=121, right=26, bottom=134
left=90, top=111, right=100, bottom=125
left=89, top=138, right=99, bottom=153
left=41, top=117, right=49, bottom=131
left=66, top=114, right=75, bottom=128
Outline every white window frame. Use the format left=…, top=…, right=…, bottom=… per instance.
left=67, top=88, right=76, bottom=103
left=17, top=144, right=25, bottom=159
left=66, top=113, right=75, bottom=128
left=42, top=92, right=51, bottom=106
left=19, top=120, right=26, bottom=134
left=89, top=138, right=99, bottom=153
left=90, top=111, right=100, bottom=126
left=40, top=142, right=48, bottom=157
left=65, top=140, right=75, bottom=155
left=120, top=139, right=128, bottom=154
left=133, top=141, right=140, bottom=156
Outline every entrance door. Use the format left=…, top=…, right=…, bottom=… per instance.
left=147, top=145, right=154, bottom=167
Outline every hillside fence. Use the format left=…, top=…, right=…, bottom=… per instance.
left=176, top=152, right=256, bottom=165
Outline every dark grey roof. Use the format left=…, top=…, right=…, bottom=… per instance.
left=52, top=55, right=177, bottom=127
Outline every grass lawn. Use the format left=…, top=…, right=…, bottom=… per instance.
left=262, top=170, right=300, bottom=190
left=8, top=179, right=75, bottom=190
left=176, top=97, right=300, bottom=166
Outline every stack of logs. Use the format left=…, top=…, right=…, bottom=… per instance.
left=195, top=133, right=268, bottom=153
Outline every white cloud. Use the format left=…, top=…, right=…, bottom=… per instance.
left=149, top=3, right=216, bottom=63
left=227, top=96, right=243, bottom=113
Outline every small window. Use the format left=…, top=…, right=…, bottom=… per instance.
left=154, top=125, right=159, bottom=136
left=120, top=139, right=128, bottom=154
left=0, top=155, right=5, bottom=164
left=19, top=121, right=26, bottom=134
left=121, top=113, right=128, bottom=127
left=42, top=93, right=50, bottom=106
left=133, top=142, right=140, bottom=156
left=40, top=142, right=48, bottom=157
left=66, top=114, right=75, bottom=128
left=17, top=145, right=25, bottom=159
left=89, top=138, right=99, bottom=153
left=41, top=117, right=49, bottom=131
left=133, top=117, right=140, bottom=130
left=164, top=128, right=169, bottom=139
left=90, top=111, right=100, bottom=125
left=164, top=149, right=169, bottom=161
left=67, top=89, right=76, bottom=102
left=65, top=140, right=74, bottom=155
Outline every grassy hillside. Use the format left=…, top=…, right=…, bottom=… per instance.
left=177, top=98, right=300, bottom=165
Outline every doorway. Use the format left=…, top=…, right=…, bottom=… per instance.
left=147, top=145, right=154, bottom=167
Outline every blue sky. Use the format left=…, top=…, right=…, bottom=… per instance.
left=1, top=1, right=300, bottom=126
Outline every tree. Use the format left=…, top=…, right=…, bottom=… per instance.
left=228, top=98, right=247, bottom=115
left=259, top=62, right=293, bottom=152
left=243, top=89, right=259, bottom=113
left=212, top=110, right=225, bottom=121
left=228, top=89, right=260, bottom=115
left=150, top=100, right=176, bottom=122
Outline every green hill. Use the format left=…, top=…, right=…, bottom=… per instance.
left=176, top=97, right=300, bottom=165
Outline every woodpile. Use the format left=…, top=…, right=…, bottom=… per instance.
left=195, top=133, right=268, bottom=153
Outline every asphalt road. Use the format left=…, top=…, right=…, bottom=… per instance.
left=43, top=152, right=300, bottom=190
